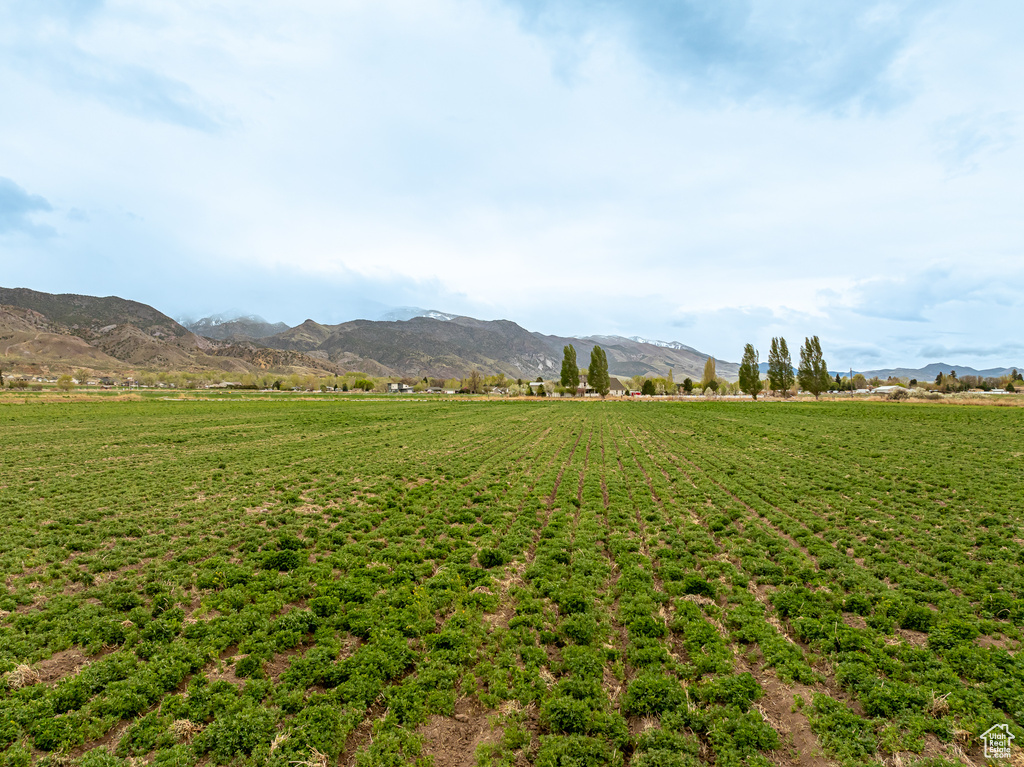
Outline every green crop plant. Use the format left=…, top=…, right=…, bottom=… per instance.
left=1, top=396, right=1022, bottom=765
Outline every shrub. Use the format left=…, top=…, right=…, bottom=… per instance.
left=628, top=615, right=667, bottom=640
left=535, top=735, right=623, bottom=767
left=635, top=728, right=700, bottom=757
left=622, top=673, right=683, bottom=716
left=234, top=654, right=264, bottom=679
left=556, top=590, right=590, bottom=616
left=807, top=694, right=876, bottom=761
left=563, top=613, right=599, bottom=645
left=632, top=752, right=697, bottom=767
left=310, top=596, right=341, bottom=618
left=197, top=703, right=276, bottom=762
left=900, top=606, right=936, bottom=633
left=292, top=704, right=359, bottom=756
left=80, top=749, right=130, bottom=767
left=695, top=672, right=762, bottom=710
left=31, top=714, right=85, bottom=752
left=478, top=548, right=507, bottom=568
left=679, top=575, right=716, bottom=599
left=843, top=594, right=872, bottom=616
left=860, top=680, right=929, bottom=718
left=262, top=550, right=303, bottom=571
left=544, top=696, right=592, bottom=734
left=561, top=646, right=604, bottom=679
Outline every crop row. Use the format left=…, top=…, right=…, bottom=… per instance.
left=1, top=398, right=1021, bottom=766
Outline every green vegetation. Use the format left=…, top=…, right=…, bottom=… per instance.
left=700, top=357, right=716, bottom=391
left=767, top=337, right=794, bottom=396
left=589, top=346, right=610, bottom=397
left=797, top=336, right=831, bottom=400
left=560, top=345, right=579, bottom=395
left=1, top=396, right=1022, bottom=766
left=738, top=344, right=762, bottom=400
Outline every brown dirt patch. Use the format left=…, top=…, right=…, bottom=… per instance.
left=484, top=604, right=513, bottom=631
left=207, top=657, right=247, bottom=688
left=417, top=697, right=499, bottom=767
left=265, top=647, right=305, bottom=681
left=36, top=647, right=90, bottom=683
left=748, top=668, right=827, bottom=767
left=895, top=628, right=928, bottom=647
left=977, top=634, right=1018, bottom=653
left=70, top=719, right=133, bottom=760
left=340, top=703, right=385, bottom=767
left=887, top=733, right=978, bottom=767
left=842, top=614, right=867, bottom=630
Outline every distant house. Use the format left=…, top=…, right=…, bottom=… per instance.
left=577, top=374, right=626, bottom=397
left=386, top=382, right=415, bottom=394
left=425, top=387, right=443, bottom=394
left=576, top=373, right=593, bottom=396
left=873, top=385, right=905, bottom=394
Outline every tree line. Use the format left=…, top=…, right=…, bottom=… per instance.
left=559, top=344, right=611, bottom=396
left=736, top=335, right=831, bottom=399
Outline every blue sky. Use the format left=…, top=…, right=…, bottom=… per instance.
left=1, top=0, right=1022, bottom=369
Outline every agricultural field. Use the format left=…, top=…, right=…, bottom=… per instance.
left=1, top=397, right=1023, bottom=767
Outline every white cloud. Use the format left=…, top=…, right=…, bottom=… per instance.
left=0, top=0, right=1022, bottom=370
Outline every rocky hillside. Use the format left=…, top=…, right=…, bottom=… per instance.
left=257, top=315, right=738, bottom=380
left=0, top=288, right=337, bottom=376
left=1, top=286, right=736, bottom=379
left=181, top=314, right=290, bottom=342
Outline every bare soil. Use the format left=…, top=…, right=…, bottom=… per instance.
left=36, top=647, right=91, bottom=684
left=417, top=697, right=499, bottom=767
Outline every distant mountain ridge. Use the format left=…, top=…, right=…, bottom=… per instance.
left=627, top=336, right=700, bottom=353
left=376, top=306, right=457, bottom=322
left=3, top=286, right=1020, bottom=382
left=1, top=287, right=734, bottom=379
left=252, top=314, right=739, bottom=380
left=180, top=313, right=289, bottom=341
left=0, top=288, right=339, bottom=376
left=855, top=362, right=1022, bottom=380
left=756, top=361, right=1023, bottom=381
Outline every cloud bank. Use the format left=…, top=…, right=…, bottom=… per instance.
left=0, top=0, right=1022, bottom=370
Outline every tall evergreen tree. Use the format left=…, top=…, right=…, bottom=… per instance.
left=767, top=337, right=782, bottom=394
left=589, top=345, right=610, bottom=396
left=560, top=344, right=579, bottom=395
left=701, top=357, right=717, bottom=390
left=779, top=338, right=794, bottom=393
left=738, top=344, right=763, bottom=400
left=797, top=336, right=831, bottom=400
left=768, top=336, right=795, bottom=396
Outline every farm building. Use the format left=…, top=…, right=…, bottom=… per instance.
left=576, top=374, right=627, bottom=396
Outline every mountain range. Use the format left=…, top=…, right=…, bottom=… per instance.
left=176, top=312, right=289, bottom=342
left=2, top=287, right=1019, bottom=382
left=756, top=361, right=1022, bottom=381
left=0, top=287, right=737, bottom=380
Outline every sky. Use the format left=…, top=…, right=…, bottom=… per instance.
left=1, top=0, right=1022, bottom=370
